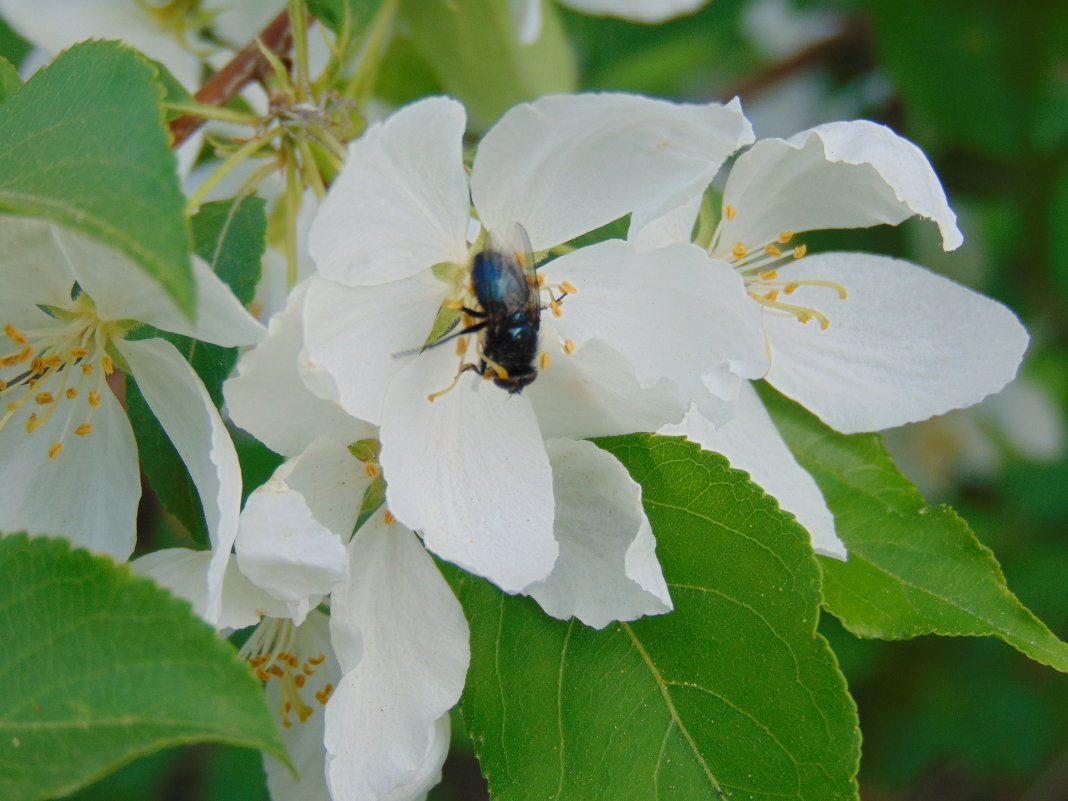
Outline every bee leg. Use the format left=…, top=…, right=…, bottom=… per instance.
left=460, top=306, right=487, bottom=318
left=427, top=361, right=482, bottom=402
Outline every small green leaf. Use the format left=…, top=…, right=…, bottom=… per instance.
left=128, top=195, right=267, bottom=543
left=0, top=534, right=285, bottom=801
left=0, top=55, right=20, bottom=103
left=454, top=434, right=860, bottom=801
left=398, top=0, right=577, bottom=127
left=760, top=384, right=1068, bottom=673
left=0, top=40, right=194, bottom=315
left=308, top=0, right=384, bottom=34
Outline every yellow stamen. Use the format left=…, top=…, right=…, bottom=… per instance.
left=383, top=509, right=395, bottom=525
left=25, top=413, right=39, bottom=432
left=48, top=442, right=63, bottom=459
left=793, top=244, right=807, bottom=259
left=70, top=348, right=88, bottom=359
left=539, top=352, right=551, bottom=369
left=315, top=684, right=334, bottom=704
left=758, top=269, right=778, bottom=280
left=559, top=280, right=578, bottom=295
left=563, top=339, right=576, bottom=354
left=81, top=364, right=93, bottom=375
left=732, top=242, right=748, bottom=259
left=4, top=324, right=27, bottom=345
left=763, top=245, right=782, bottom=258
left=42, top=356, right=62, bottom=369
left=724, top=204, right=736, bottom=220
left=365, top=463, right=380, bottom=478
left=101, top=355, right=114, bottom=375
left=35, top=393, right=54, bottom=405
left=778, top=230, right=794, bottom=243
left=75, top=423, right=92, bottom=436
left=65, top=388, right=78, bottom=399
left=88, top=390, right=102, bottom=408
left=550, top=301, right=563, bottom=318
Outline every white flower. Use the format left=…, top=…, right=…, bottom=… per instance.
left=141, top=281, right=471, bottom=801
left=0, top=216, right=263, bottom=622
left=647, top=120, right=1030, bottom=556
left=510, top=0, right=711, bottom=46
left=301, top=93, right=765, bottom=620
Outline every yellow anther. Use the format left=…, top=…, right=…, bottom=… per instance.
left=315, top=684, right=334, bottom=704
left=797, top=312, right=812, bottom=324
left=732, top=242, right=748, bottom=259
left=75, top=423, right=92, bottom=436
left=0, top=379, right=5, bottom=391
left=365, top=463, right=380, bottom=478
left=88, top=390, right=102, bottom=408
left=81, top=364, right=93, bottom=375
left=294, top=674, right=307, bottom=688
left=559, top=280, right=578, bottom=295
left=48, top=442, right=63, bottom=459
left=3, top=324, right=26, bottom=345
left=724, top=205, right=736, bottom=220
left=784, top=283, right=799, bottom=295
left=34, top=393, right=54, bottom=405
left=550, top=301, right=563, bottom=318
left=308, top=654, right=326, bottom=665
left=563, top=339, right=576, bottom=354
left=764, top=245, right=782, bottom=258
left=25, top=413, right=39, bottom=432
left=42, top=356, right=61, bottom=368
left=30, top=357, right=44, bottom=373
left=7, top=346, right=32, bottom=365
left=384, top=509, right=395, bottom=525
left=65, top=388, right=78, bottom=399
left=539, top=352, right=551, bottom=369
left=758, top=269, right=779, bottom=280
left=70, top=348, right=88, bottom=359
left=778, top=230, right=794, bottom=243
left=101, top=355, right=114, bottom=374
left=764, top=289, right=780, bottom=301
left=442, top=297, right=463, bottom=311
left=537, top=273, right=547, bottom=288
left=792, top=244, right=807, bottom=259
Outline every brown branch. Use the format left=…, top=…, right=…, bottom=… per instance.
left=169, top=8, right=297, bottom=148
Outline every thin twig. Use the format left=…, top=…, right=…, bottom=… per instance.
left=169, top=9, right=297, bottom=148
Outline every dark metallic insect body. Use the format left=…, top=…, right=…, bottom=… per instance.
left=468, top=245, right=540, bottom=393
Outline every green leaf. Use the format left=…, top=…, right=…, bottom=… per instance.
left=453, top=434, right=860, bottom=801
left=759, top=384, right=1068, bottom=673
left=128, top=195, right=267, bottom=543
left=0, top=55, right=20, bottom=103
left=308, top=0, right=384, bottom=34
left=398, top=0, right=577, bottom=128
left=0, top=534, right=285, bottom=801
left=0, top=40, right=194, bottom=315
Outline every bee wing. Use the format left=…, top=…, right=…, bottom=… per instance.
left=504, top=222, right=540, bottom=323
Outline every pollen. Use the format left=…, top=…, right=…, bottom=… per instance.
left=763, top=245, right=782, bottom=258
left=550, top=300, right=563, bottom=318
left=81, top=363, right=93, bottom=375
left=558, top=280, right=578, bottom=295
left=34, top=393, right=55, bottom=405
left=3, top=323, right=26, bottom=344
left=75, top=423, right=92, bottom=436
left=88, top=390, right=102, bottom=408
left=732, top=242, right=749, bottom=259
left=70, top=348, right=88, bottom=359
left=758, top=269, right=778, bottom=281
left=65, top=388, right=78, bottom=399
left=793, top=244, right=807, bottom=259
left=539, top=352, right=551, bottom=369
left=563, top=339, right=576, bottom=354
left=778, top=230, right=794, bottom=243
left=48, top=442, right=63, bottom=459
left=315, top=684, right=334, bottom=705
left=724, top=204, right=736, bottom=220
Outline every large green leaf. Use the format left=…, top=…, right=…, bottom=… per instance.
left=0, top=55, right=19, bottom=104
left=0, top=40, right=193, bottom=314
left=398, top=0, right=577, bottom=128
left=128, top=195, right=267, bottom=543
left=0, top=534, right=285, bottom=801
left=453, top=434, right=860, bottom=801
left=760, top=385, right=1068, bottom=673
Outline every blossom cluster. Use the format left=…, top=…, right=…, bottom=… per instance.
left=0, top=63, right=1028, bottom=801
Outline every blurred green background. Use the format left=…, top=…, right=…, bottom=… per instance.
left=4, top=0, right=1065, bottom=798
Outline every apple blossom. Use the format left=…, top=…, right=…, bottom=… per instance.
left=644, top=119, right=1029, bottom=555
left=0, top=215, right=263, bottom=623
left=301, top=92, right=767, bottom=610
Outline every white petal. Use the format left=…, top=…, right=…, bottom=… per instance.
left=557, top=0, right=709, bottom=22
left=379, top=345, right=558, bottom=593
left=0, top=0, right=205, bottom=88
left=132, top=547, right=289, bottom=630
left=660, top=387, right=845, bottom=558
left=542, top=240, right=768, bottom=417
left=980, top=378, right=1066, bottom=463
left=526, top=439, right=672, bottom=628
left=526, top=328, right=686, bottom=439
left=0, top=383, right=138, bottom=560
left=225, top=282, right=374, bottom=456
left=302, top=272, right=446, bottom=425
left=763, top=253, right=1030, bottom=433
left=263, top=611, right=340, bottom=801
left=309, top=97, right=471, bottom=286
left=325, top=519, right=468, bottom=801
left=0, top=216, right=79, bottom=309
left=53, top=226, right=264, bottom=346
left=719, top=121, right=962, bottom=255
left=471, top=94, right=754, bottom=251
left=509, top=0, right=542, bottom=45
left=236, top=440, right=361, bottom=624
left=629, top=192, right=702, bottom=250
left=116, top=337, right=244, bottom=625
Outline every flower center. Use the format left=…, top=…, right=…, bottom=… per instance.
left=239, top=617, right=333, bottom=729
left=0, top=293, right=121, bottom=458
left=709, top=204, right=847, bottom=330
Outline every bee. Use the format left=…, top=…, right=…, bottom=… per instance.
left=415, top=225, right=545, bottom=397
